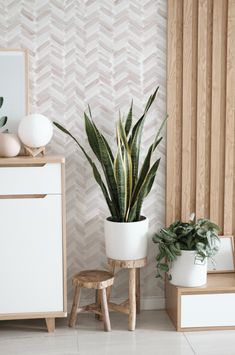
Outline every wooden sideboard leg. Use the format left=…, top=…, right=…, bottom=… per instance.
left=45, top=318, right=55, bottom=332
left=128, top=268, right=136, bottom=331
left=136, top=268, right=140, bottom=314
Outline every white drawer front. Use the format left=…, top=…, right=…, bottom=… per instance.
left=181, top=294, right=235, bottom=328
left=0, top=195, right=63, bottom=314
left=0, top=163, right=61, bottom=195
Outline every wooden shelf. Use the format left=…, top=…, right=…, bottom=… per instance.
left=0, top=155, right=65, bottom=166
left=177, top=273, right=235, bottom=294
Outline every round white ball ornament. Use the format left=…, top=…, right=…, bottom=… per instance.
left=18, top=114, right=53, bottom=148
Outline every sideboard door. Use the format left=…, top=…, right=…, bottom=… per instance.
left=0, top=194, right=63, bottom=314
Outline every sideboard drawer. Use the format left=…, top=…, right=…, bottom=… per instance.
left=0, top=163, right=61, bottom=195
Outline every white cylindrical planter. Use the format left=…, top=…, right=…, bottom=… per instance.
left=104, top=217, right=149, bottom=260
left=169, top=250, right=207, bottom=287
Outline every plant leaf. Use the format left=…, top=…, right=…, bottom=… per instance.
left=125, top=99, right=133, bottom=137
left=0, top=116, right=7, bottom=128
left=53, top=121, right=118, bottom=219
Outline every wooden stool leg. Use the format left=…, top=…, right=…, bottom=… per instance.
left=95, top=289, right=102, bottom=320
left=101, top=288, right=111, bottom=332
left=136, top=268, right=140, bottom=314
left=69, top=286, right=81, bottom=327
left=45, top=318, right=55, bottom=332
left=128, top=268, right=136, bottom=331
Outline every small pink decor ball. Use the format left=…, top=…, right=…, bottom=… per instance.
left=0, top=133, right=21, bottom=157
left=18, top=114, right=53, bottom=148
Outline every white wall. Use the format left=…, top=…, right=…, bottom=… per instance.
left=0, top=0, right=167, bottom=308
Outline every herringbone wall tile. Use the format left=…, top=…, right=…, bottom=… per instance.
left=0, top=0, right=166, bottom=306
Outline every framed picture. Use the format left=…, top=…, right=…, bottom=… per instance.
left=0, top=49, right=28, bottom=133
left=208, top=236, right=235, bottom=273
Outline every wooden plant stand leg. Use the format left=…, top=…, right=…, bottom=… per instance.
left=128, top=268, right=136, bottom=331
left=136, top=268, right=140, bottom=314
left=101, top=288, right=111, bottom=332
left=45, top=318, right=55, bottom=332
left=69, top=286, right=81, bottom=327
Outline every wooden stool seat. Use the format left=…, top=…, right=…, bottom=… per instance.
left=73, top=270, right=114, bottom=289
left=69, top=270, right=114, bottom=332
left=107, top=257, right=147, bottom=331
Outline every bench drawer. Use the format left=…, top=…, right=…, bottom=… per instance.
left=181, top=293, right=235, bottom=328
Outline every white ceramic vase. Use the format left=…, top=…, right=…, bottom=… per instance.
left=18, top=114, right=53, bottom=148
left=0, top=133, right=21, bottom=157
left=169, top=250, right=207, bottom=287
left=104, top=217, right=149, bottom=260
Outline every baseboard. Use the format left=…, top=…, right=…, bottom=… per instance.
left=68, top=296, right=165, bottom=311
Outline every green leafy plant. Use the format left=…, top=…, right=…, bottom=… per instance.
left=152, top=214, right=220, bottom=278
left=0, top=97, right=7, bottom=130
left=54, top=87, right=166, bottom=222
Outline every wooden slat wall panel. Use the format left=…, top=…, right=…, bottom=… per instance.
left=196, top=0, right=212, bottom=219
left=210, top=0, right=227, bottom=229
left=224, top=0, right=235, bottom=235
left=167, top=0, right=235, bottom=236
left=181, top=0, right=198, bottom=221
left=166, top=0, right=183, bottom=225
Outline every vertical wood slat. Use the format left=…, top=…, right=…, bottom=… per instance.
left=166, top=0, right=183, bottom=225
left=181, top=0, right=198, bottom=221
left=196, top=0, right=213, bottom=219
left=167, top=0, right=234, bottom=238
left=210, top=0, right=228, bottom=230
left=224, top=0, right=235, bottom=235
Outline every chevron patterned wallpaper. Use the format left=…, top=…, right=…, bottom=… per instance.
left=0, top=0, right=167, bottom=308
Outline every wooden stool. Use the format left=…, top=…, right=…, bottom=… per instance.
left=69, top=270, right=114, bottom=332
left=107, top=257, right=147, bottom=331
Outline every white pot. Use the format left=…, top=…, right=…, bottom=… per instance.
left=169, top=250, right=207, bottom=287
left=104, top=217, right=149, bottom=260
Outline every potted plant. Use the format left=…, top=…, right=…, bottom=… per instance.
left=152, top=214, right=220, bottom=287
left=54, top=87, right=165, bottom=260
left=0, top=97, right=21, bottom=157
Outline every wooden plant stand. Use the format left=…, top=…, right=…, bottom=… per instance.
left=107, top=257, right=147, bottom=331
left=69, top=270, right=114, bottom=332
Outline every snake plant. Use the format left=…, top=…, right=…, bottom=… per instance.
left=0, top=97, right=7, bottom=129
left=152, top=215, right=220, bottom=278
left=54, top=87, right=165, bottom=222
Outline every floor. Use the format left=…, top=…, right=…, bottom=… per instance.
left=0, top=311, right=235, bottom=355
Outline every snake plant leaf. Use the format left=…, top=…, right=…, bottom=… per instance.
left=87, top=104, right=114, bottom=162
left=117, top=119, right=133, bottom=219
left=114, top=132, right=127, bottom=221
left=83, top=112, right=119, bottom=213
left=125, top=99, right=133, bottom=137
left=0, top=116, right=7, bottom=128
left=53, top=121, right=118, bottom=219
left=131, top=137, right=162, bottom=203
left=94, top=123, right=120, bottom=215
left=128, top=158, right=160, bottom=221
left=84, top=112, right=101, bottom=161
left=0, top=97, right=3, bottom=108
left=129, top=87, right=159, bottom=184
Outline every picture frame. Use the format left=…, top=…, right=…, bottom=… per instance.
left=0, top=48, right=29, bottom=133
left=207, top=236, right=235, bottom=273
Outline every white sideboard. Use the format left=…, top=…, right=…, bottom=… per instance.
left=0, top=156, right=66, bottom=332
